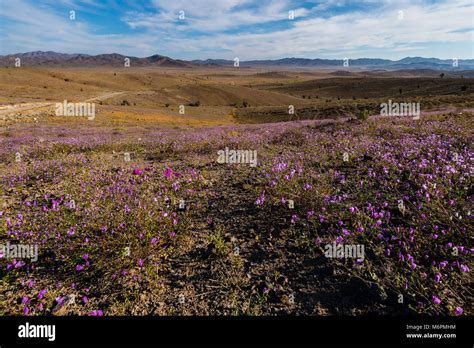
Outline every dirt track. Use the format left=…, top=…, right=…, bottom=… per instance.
left=0, top=91, right=126, bottom=119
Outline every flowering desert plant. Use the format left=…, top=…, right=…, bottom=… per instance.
left=0, top=112, right=471, bottom=316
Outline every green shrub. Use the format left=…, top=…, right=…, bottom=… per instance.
left=356, top=109, right=370, bottom=121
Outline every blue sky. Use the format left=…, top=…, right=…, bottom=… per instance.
left=0, top=0, right=473, bottom=60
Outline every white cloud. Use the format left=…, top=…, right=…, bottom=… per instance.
left=0, top=0, right=472, bottom=59
left=124, top=0, right=300, bottom=32
left=163, top=0, right=473, bottom=59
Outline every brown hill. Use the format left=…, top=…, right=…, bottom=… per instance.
left=0, top=51, right=193, bottom=68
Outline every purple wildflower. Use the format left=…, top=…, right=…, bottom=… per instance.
left=431, top=295, right=441, bottom=305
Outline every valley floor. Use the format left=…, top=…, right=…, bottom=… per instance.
left=0, top=112, right=472, bottom=316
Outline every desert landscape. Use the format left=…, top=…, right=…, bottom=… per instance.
left=0, top=54, right=472, bottom=317
left=1, top=5, right=474, bottom=340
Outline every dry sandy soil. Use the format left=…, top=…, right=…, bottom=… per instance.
left=1, top=66, right=472, bottom=126
left=0, top=66, right=472, bottom=316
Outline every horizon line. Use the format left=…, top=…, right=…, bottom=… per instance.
left=1, top=51, right=474, bottom=62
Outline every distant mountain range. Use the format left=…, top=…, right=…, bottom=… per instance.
left=1, top=51, right=473, bottom=70
left=192, top=57, right=474, bottom=70
left=0, top=51, right=193, bottom=68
